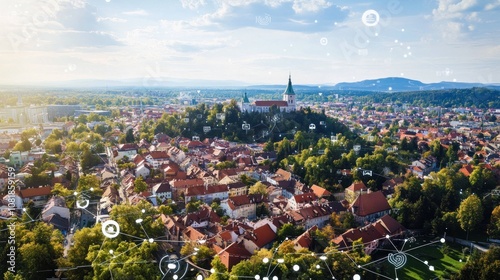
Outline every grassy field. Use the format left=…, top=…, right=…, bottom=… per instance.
left=365, top=239, right=466, bottom=279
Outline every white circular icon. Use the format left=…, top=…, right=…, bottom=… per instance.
left=362, top=10, right=380, bottom=26
left=76, top=198, right=89, bottom=209
left=101, top=220, right=120, bottom=238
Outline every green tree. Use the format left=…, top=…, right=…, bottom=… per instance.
left=134, top=176, right=148, bottom=193
left=248, top=181, right=268, bottom=195
left=487, top=205, right=500, bottom=239
left=457, top=194, right=483, bottom=240
left=206, top=256, right=229, bottom=280
left=125, top=128, right=135, bottom=143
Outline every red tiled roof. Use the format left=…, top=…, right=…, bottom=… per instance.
left=19, top=186, right=52, bottom=198
left=347, top=181, right=367, bottom=192
left=254, top=101, right=288, bottom=107
left=245, top=223, right=277, bottom=248
left=311, top=184, right=332, bottom=197
left=350, top=191, right=391, bottom=217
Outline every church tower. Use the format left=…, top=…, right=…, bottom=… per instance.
left=241, top=91, right=250, bottom=112
left=283, top=74, right=296, bottom=111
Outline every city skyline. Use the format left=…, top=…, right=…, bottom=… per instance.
left=1, top=0, right=500, bottom=86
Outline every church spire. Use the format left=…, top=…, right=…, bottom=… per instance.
left=283, top=74, right=295, bottom=95
left=243, top=91, right=249, bottom=103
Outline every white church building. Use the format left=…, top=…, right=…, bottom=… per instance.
left=240, top=75, right=297, bottom=113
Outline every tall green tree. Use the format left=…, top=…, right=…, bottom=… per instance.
left=457, top=194, right=483, bottom=240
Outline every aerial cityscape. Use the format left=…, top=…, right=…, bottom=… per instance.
left=1, top=1, right=499, bottom=280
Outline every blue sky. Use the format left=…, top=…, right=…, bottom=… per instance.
left=0, top=0, right=499, bottom=85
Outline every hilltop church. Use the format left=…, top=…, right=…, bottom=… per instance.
left=240, top=75, right=297, bottom=113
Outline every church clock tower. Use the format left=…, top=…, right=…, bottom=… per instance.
left=282, top=74, right=296, bottom=111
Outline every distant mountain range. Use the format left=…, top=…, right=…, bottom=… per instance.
left=13, top=76, right=500, bottom=91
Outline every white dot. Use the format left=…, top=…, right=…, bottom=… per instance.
left=273, top=277, right=278, bottom=280
left=109, top=250, right=114, bottom=254
left=375, top=32, right=379, bottom=36
left=401, top=28, right=405, bottom=32
left=197, top=275, right=203, bottom=280
left=394, top=39, right=399, bottom=43
left=440, top=238, right=445, bottom=243
left=210, top=268, right=215, bottom=273
left=407, top=46, right=411, bottom=50
left=316, top=264, right=320, bottom=269
left=403, top=54, right=408, bottom=58
left=293, top=264, right=299, bottom=271
left=263, top=257, right=269, bottom=263
left=149, top=238, right=154, bottom=243
left=255, top=275, right=260, bottom=280
left=386, top=235, right=390, bottom=239
left=429, top=266, right=434, bottom=271
left=353, top=274, right=361, bottom=280
left=388, top=87, right=392, bottom=91
left=141, top=209, right=146, bottom=213
left=173, top=275, right=178, bottom=280
left=315, top=20, right=318, bottom=23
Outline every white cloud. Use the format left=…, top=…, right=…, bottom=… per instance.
left=432, top=0, right=477, bottom=19
left=123, top=9, right=149, bottom=16
left=180, top=0, right=208, bottom=10
left=292, top=0, right=332, bottom=14
left=485, top=0, right=500, bottom=10
left=97, top=17, right=127, bottom=23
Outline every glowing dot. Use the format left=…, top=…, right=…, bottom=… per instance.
left=400, top=73, right=404, bottom=76
left=375, top=32, right=379, bottom=36
left=255, top=276, right=260, bottom=280
left=210, top=268, right=215, bottom=273
left=366, top=40, right=370, bottom=43
left=314, top=20, right=318, bottom=23
left=429, top=266, right=434, bottom=271
left=293, top=264, right=299, bottom=271
left=105, top=0, right=111, bottom=2
left=22, top=208, right=26, bottom=212
left=388, top=87, right=392, bottom=91
left=320, top=37, right=328, bottom=45
left=109, top=250, right=114, bottom=254
left=168, top=263, right=176, bottom=269
left=386, top=235, right=390, bottom=239
left=395, top=39, right=399, bottom=43
left=90, top=187, right=94, bottom=191
left=424, top=261, right=428, bottom=265
left=353, top=274, right=361, bottom=280
left=135, top=218, right=143, bottom=224
left=440, top=238, right=445, bottom=243
left=401, top=28, right=405, bottom=32
left=263, top=277, right=269, bottom=280
left=407, top=46, right=411, bottom=50
left=149, top=238, right=154, bottom=243
left=197, top=275, right=203, bottom=280
left=141, top=209, right=146, bottom=213
left=173, top=275, right=178, bottom=280
left=277, top=258, right=284, bottom=263
left=73, top=192, right=78, bottom=196
left=273, top=277, right=278, bottom=280
left=316, top=264, right=320, bottom=269
left=263, top=257, right=269, bottom=263
left=453, top=78, right=457, bottom=82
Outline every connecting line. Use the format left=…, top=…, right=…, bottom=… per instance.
left=92, top=237, right=108, bottom=263
left=119, top=232, right=146, bottom=242
left=98, top=242, right=143, bottom=267
left=0, top=218, right=42, bottom=231
left=139, top=223, right=150, bottom=239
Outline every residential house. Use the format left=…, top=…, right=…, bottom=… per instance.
left=240, top=223, right=277, bottom=254
left=286, top=193, right=318, bottom=210
left=41, top=196, right=70, bottom=231
left=350, top=191, right=392, bottom=224
left=293, top=225, right=318, bottom=251
left=214, top=242, right=252, bottom=271
left=345, top=181, right=368, bottom=203
left=332, top=214, right=405, bottom=255
left=19, top=186, right=52, bottom=207
left=221, top=194, right=266, bottom=220
left=152, top=181, right=172, bottom=203
left=184, top=184, right=229, bottom=204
